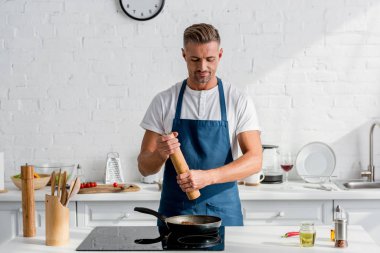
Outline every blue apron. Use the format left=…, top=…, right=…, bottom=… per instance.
left=158, top=78, right=243, bottom=226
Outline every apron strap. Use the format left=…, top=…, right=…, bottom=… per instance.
left=174, top=79, right=187, bottom=120
left=217, top=77, right=227, bottom=121
left=174, top=78, right=227, bottom=121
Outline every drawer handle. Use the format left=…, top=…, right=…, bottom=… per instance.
left=121, top=213, right=131, bottom=219
left=277, top=211, right=285, bottom=217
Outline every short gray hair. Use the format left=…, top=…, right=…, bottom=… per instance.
left=183, top=23, right=220, bottom=46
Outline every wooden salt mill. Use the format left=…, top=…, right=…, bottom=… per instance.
left=170, top=148, right=201, bottom=200
left=21, top=163, right=36, bottom=237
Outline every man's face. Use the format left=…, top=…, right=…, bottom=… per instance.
left=182, top=41, right=223, bottom=88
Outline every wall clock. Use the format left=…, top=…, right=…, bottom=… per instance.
left=119, top=0, right=165, bottom=21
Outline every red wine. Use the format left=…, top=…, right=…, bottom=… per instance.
left=281, top=164, right=293, bottom=172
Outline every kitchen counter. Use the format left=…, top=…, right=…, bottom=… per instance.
left=0, top=225, right=378, bottom=252
left=1, top=181, right=380, bottom=202
left=2, top=182, right=380, bottom=247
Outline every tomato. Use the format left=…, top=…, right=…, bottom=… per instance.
left=91, top=182, right=96, bottom=187
left=85, top=182, right=91, bottom=188
left=94, top=182, right=97, bottom=187
left=113, top=182, right=118, bottom=187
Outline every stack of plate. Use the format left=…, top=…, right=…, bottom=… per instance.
left=295, top=142, right=336, bottom=184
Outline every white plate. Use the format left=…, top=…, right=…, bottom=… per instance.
left=296, top=142, right=336, bottom=183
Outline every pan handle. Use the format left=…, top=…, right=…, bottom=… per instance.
left=135, top=235, right=165, bottom=245
left=134, top=226, right=169, bottom=245
left=134, top=207, right=167, bottom=223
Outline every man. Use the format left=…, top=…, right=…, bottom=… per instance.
left=138, top=23, right=262, bottom=226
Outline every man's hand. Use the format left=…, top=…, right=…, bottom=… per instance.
left=138, top=131, right=181, bottom=177
left=156, top=132, right=181, bottom=160
left=176, top=170, right=212, bottom=192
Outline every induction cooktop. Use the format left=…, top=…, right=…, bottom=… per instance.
left=76, top=226, right=225, bottom=251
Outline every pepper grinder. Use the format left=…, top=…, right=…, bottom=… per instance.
left=21, top=163, right=36, bottom=237
left=170, top=148, right=201, bottom=200
left=167, top=133, right=200, bottom=200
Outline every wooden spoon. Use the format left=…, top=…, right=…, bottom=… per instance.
left=50, top=171, right=56, bottom=196
left=64, top=178, right=77, bottom=206
left=56, top=169, right=62, bottom=199
left=65, top=177, right=80, bottom=207
left=61, top=171, right=67, bottom=205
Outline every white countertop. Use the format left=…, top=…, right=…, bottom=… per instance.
left=1, top=181, right=380, bottom=202
left=0, top=225, right=378, bottom=252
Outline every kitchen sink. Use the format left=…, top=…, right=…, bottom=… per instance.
left=344, top=181, right=380, bottom=189
left=334, top=180, right=380, bottom=190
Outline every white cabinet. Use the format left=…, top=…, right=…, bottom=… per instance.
left=0, top=201, right=77, bottom=244
left=242, top=200, right=333, bottom=225
left=0, top=202, right=19, bottom=244
left=77, top=201, right=160, bottom=227
left=16, top=201, right=77, bottom=235
left=334, top=200, right=380, bottom=245
left=76, top=200, right=334, bottom=228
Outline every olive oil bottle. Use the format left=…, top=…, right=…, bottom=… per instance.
left=299, top=222, right=316, bottom=247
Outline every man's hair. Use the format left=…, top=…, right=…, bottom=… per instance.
left=183, top=23, right=220, bottom=46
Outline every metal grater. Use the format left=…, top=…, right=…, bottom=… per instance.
left=105, top=152, right=124, bottom=184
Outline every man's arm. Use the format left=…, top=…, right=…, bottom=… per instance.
left=176, top=130, right=262, bottom=192
left=137, top=130, right=180, bottom=177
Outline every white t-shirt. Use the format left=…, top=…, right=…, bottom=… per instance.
left=140, top=80, right=261, bottom=159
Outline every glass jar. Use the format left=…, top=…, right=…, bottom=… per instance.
left=299, top=222, right=316, bottom=247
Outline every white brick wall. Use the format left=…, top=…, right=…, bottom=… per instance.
left=1, top=0, right=380, bottom=183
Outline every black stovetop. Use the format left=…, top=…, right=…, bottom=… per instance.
left=76, top=226, right=225, bottom=251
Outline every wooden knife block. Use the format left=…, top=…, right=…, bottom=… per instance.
left=45, top=194, right=69, bottom=246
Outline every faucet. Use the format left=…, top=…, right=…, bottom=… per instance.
left=361, top=122, right=380, bottom=182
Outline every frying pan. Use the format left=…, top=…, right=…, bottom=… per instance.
left=134, top=207, right=222, bottom=234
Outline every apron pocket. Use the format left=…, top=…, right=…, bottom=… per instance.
left=206, top=202, right=243, bottom=226
left=206, top=202, right=225, bottom=217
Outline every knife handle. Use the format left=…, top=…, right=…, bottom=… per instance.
left=170, top=149, right=201, bottom=200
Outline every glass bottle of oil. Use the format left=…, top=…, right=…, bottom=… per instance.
left=330, top=226, right=335, bottom=241
left=299, top=222, right=316, bottom=247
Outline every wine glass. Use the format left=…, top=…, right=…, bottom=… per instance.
left=280, top=152, right=293, bottom=183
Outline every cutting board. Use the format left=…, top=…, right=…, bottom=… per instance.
left=78, top=184, right=140, bottom=194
